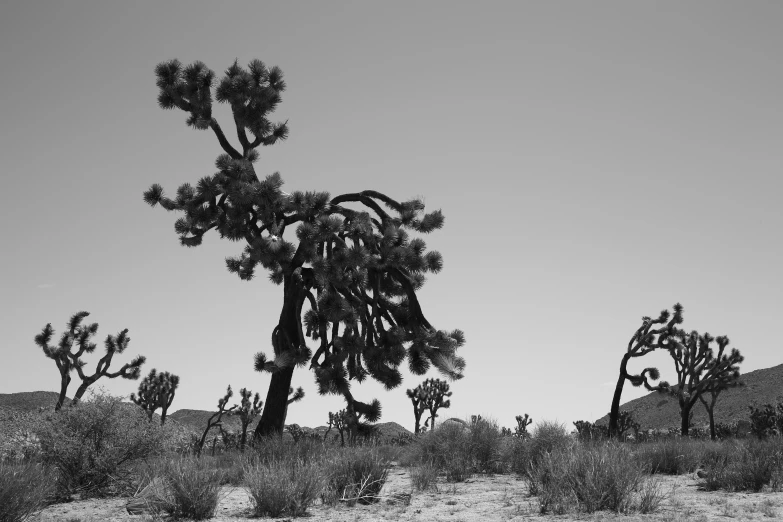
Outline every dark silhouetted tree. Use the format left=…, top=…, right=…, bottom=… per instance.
left=325, top=409, right=349, bottom=446
left=34, top=311, right=146, bottom=410
left=235, top=387, right=263, bottom=450
left=405, top=386, right=427, bottom=434
left=144, top=58, right=465, bottom=438
left=698, top=370, right=743, bottom=440
left=415, top=378, right=452, bottom=431
left=196, top=386, right=237, bottom=457
left=666, top=331, right=743, bottom=436
left=513, top=414, right=532, bottom=438
left=609, top=303, right=682, bottom=437
left=130, top=368, right=180, bottom=425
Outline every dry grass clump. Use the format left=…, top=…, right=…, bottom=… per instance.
left=0, top=461, right=54, bottom=522
left=146, top=456, right=225, bottom=520
left=321, top=447, right=391, bottom=505
left=633, top=437, right=710, bottom=475
left=244, top=457, right=324, bottom=517
left=529, top=442, right=664, bottom=515
left=409, top=460, right=440, bottom=491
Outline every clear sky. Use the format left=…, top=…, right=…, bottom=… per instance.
left=1, top=1, right=781, bottom=432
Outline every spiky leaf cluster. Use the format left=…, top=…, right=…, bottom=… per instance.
left=130, top=368, right=180, bottom=423
left=624, top=303, right=686, bottom=391
left=145, top=60, right=465, bottom=426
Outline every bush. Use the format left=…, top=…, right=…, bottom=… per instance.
left=700, top=439, right=783, bottom=492
left=244, top=457, right=324, bottom=517
left=322, top=447, right=390, bottom=505
left=158, top=456, right=225, bottom=520
left=409, top=461, right=440, bottom=491
left=529, top=443, right=662, bottom=514
left=35, top=391, right=168, bottom=499
left=633, top=438, right=708, bottom=475
left=468, top=416, right=506, bottom=474
left=0, top=461, right=54, bottom=522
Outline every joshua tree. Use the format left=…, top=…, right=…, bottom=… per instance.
left=413, top=378, right=452, bottom=431
left=144, top=58, right=466, bottom=438
left=665, top=330, right=743, bottom=437
left=34, top=311, right=146, bottom=410
left=609, top=303, right=683, bottom=437
left=235, top=387, right=263, bottom=450
left=325, top=409, right=349, bottom=446
left=698, top=371, right=743, bottom=440
left=283, top=386, right=304, bottom=421
left=196, top=386, right=237, bottom=457
left=405, top=386, right=428, bottom=434
left=513, top=414, right=532, bottom=438
left=130, top=369, right=180, bottom=425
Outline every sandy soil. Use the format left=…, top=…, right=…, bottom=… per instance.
left=32, top=465, right=783, bottom=522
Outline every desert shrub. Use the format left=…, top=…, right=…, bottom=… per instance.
left=35, top=391, right=168, bottom=499
left=321, top=447, right=390, bottom=505
left=633, top=438, right=707, bottom=475
left=529, top=443, right=662, bottom=514
left=0, top=461, right=55, bottom=522
left=413, top=421, right=474, bottom=482
left=409, top=460, right=440, bottom=491
left=700, top=439, right=783, bottom=492
left=244, top=457, right=324, bottom=517
left=158, top=456, right=225, bottom=520
left=749, top=402, right=783, bottom=440
left=468, top=416, right=506, bottom=474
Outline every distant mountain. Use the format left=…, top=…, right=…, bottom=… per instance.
left=0, top=391, right=65, bottom=411
left=168, top=409, right=412, bottom=442
left=595, top=363, right=783, bottom=430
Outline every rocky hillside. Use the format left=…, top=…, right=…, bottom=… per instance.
left=0, top=391, right=66, bottom=411
left=595, top=363, right=783, bottom=430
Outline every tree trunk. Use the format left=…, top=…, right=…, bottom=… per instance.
left=680, top=401, right=691, bottom=437
left=609, top=354, right=631, bottom=438
left=708, top=405, right=716, bottom=440
left=55, top=373, right=71, bottom=412
left=160, top=406, right=168, bottom=426
left=253, top=280, right=302, bottom=439
left=430, top=408, right=438, bottom=431
left=413, top=407, right=422, bottom=434
left=71, top=377, right=97, bottom=405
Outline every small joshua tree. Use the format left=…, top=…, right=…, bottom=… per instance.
left=609, top=303, right=682, bottom=437
left=405, top=386, right=427, bottom=434
left=699, top=372, right=743, bottom=440
left=34, top=311, right=146, bottom=410
left=513, top=414, right=532, bottom=438
left=665, top=330, right=743, bottom=436
left=236, top=387, right=263, bottom=450
left=409, top=378, right=452, bottom=432
left=196, top=386, right=237, bottom=457
left=325, top=409, right=349, bottom=446
left=130, top=368, right=180, bottom=425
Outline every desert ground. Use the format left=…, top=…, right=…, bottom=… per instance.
left=32, top=464, right=783, bottom=522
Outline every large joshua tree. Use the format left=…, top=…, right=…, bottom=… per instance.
left=407, top=378, right=452, bottom=432
left=608, top=303, right=683, bottom=438
left=34, top=311, right=146, bottom=410
left=130, top=368, right=180, bottom=425
left=666, top=330, right=743, bottom=437
left=144, top=58, right=465, bottom=438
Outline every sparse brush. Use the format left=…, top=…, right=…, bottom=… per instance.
left=633, top=438, right=708, bottom=475
left=159, top=456, right=225, bottom=520
left=700, top=439, right=783, bottom=492
left=244, top=457, right=324, bottom=517
left=409, top=460, right=440, bottom=491
left=469, top=416, right=506, bottom=474
left=321, top=447, right=390, bottom=506
left=0, top=461, right=55, bottom=522
left=529, top=443, right=663, bottom=514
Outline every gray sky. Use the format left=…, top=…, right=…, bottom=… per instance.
left=1, top=1, right=781, bottom=431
